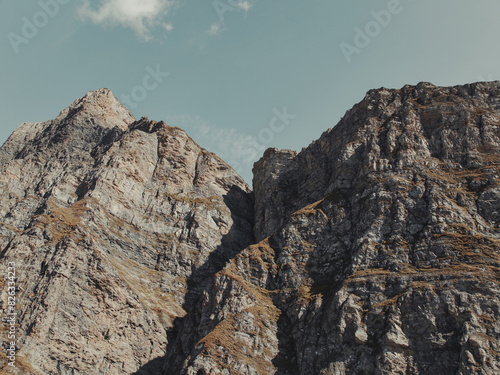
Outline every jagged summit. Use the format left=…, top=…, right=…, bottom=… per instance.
left=54, top=88, right=135, bottom=131
left=0, top=88, right=136, bottom=167
left=0, top=87, right=253, bottom=374
left=253, top=80, right=500, bottom=240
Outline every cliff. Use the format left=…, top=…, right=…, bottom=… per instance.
left=1, top=82, right=499, bottom=374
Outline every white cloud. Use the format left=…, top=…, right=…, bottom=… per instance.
left=78, top=0, right=176, bottom=41
left=163, top=22, right=174, bottom=32
left=209, top=1, right=254, bottom=35
left=207, top=22, right=224, bottom=36
left=236, top=1, right=253, bottom=12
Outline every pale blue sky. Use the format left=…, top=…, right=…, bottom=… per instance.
left=1, top=0, right=499, bottom=183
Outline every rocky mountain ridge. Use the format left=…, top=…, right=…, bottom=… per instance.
left=0, top=88, right=254, bottom=374
left=1, top=82, right=499, bottom=374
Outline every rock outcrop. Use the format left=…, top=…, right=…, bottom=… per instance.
left=168, top=82, right=500, bottom=374
left=1, top=82, right=499, bottom=375
left=0, top=89, right=254, bottom=374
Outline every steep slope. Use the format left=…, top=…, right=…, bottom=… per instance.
left=172, top=82, right=500, bottom=374
left=0, top=89, right=254, bottom=374
left=2, top=82, right=499, bottom=375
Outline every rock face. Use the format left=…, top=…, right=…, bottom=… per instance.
left=0, top=89, right=254, bottom=374
left=165, top=82, right=500, bottom=374
left=1, top=82, right=500, bottom=375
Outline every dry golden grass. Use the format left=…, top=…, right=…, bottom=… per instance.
left=15, top=355, right=42, bottom=375
left=238, top=239, right=278, bottom=275
left=297, top=279, right=321, bottom=305
left=99, top=245, right=186, bottom=326
left=34, top=198, right=90, bottom=244
left=0, top=222, right=22, bottom=233
left=433, top=230, right=500, bottom=265
left=372, top=294, right=402, bottom=310
left=347, top=267, right=416, bottom=280
left=0, top=353, right=42, bottom=375
left=162, top=193, right=222, bottom=210
left=198, top=303, right=279, bottom=375
left=292, top=201, right=326, bottom=218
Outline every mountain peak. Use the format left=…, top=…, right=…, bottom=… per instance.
left=1, top=82, right=499, bottom=374
left=55, top=88, right=135, bottom=131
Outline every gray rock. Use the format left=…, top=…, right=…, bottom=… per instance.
left=177, top=81, right=500, bottom=374
left=0, top=89, right=254, bottom=374
left=1, top=82, right=500, bottom=375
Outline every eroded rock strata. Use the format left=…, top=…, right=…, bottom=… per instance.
left=167, top=82, right=500, bottom=375
left=1, top=82, right=499, bottom=374
left=0, top=89, right=254, bottom=374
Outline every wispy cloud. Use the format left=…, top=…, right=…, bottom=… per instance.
left=207, top=22, right=224, bottom=36
left=236, top=1, right=253, bottom=12
left=78, top=0, right=177, bottom=41
left=163, top=22, right=174, bottom=32
left=162, top=113, right=264, bottom=177
left=210, top=0, right=255, bottom=36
